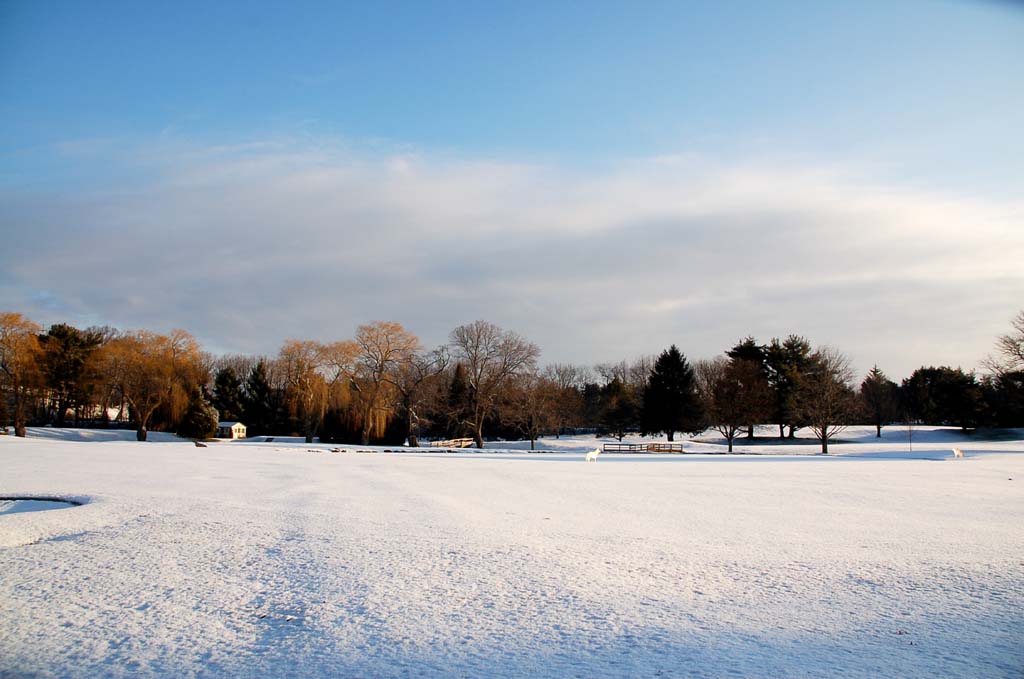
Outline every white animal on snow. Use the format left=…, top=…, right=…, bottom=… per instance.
left=586, top=448, right=601, bottom=462
left=952, top=447, right=964, bottom=459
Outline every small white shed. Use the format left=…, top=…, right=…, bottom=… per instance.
left=217, top=421, right=247, bottom=439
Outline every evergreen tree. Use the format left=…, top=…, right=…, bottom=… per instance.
left=242, top=361, right=275, bottom=436
left=213, top=367, right=245, bottom=422
left=581, top=382, right=602, bottom=428
left=640, top=345, right=704, bottom=441
left=177, top=388, right=219, bottom=440
left=445, top=363, right=470, bottom=438
left=982, top=371, right=1024, bottom=428
left=38, top=323, right=104, bottom=426
left=902, top=366, right=982, bottom=431
left=765, top=335, right=813, bottom=438
left=727, top=336, right=767, bottom=366
left=727, top=336, right=769, bottom=438
left=860, top=366, right=899, bottom=437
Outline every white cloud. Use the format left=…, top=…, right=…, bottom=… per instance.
left=1, top=138, right=1021, bottom=379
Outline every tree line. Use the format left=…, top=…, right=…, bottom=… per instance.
left=1, top=311, right=1022, bottom=452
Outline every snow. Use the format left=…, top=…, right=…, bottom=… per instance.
left=1, top=427, right=1022, bottom=677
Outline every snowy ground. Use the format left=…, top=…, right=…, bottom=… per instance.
left=1, top=427, right=1021, bottom=678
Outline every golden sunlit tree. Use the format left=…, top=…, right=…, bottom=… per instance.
left=102, top=329, right=205, bottom=441
left=0, top=312, right=43, bottom=437
left=351, top=321, right=422, bottom=445
left=279, top=340, right=332, bottom=443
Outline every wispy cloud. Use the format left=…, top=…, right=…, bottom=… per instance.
left=1, top=138, right=1021, bottom=378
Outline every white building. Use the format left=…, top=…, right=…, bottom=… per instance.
left=216, top=422, right=247, bottom=439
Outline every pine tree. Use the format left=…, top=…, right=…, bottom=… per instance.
left=727, top=336, right=768, bottom=438
left=446, top=363, right=470, bottom=438
left=765, top=335, right=812, bottom=438
left=39, top=323, right=104, bottom=426
left=860, top=366, right=899, bottom=437
left=640, top=345, right=703, bottom=441
left=242, top=361, right=274, bottom=436
left=213, top=367, right=245, bottom=422
left=177, top=388, right=219, bottom=440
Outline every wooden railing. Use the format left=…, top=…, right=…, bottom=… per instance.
left=430, top=438, right=476, bottom=449
left=647, top=443, right=686, bottom=453
left=602, top=443, right=650, bottom=453
left=603, top=442, right=686, bottom=453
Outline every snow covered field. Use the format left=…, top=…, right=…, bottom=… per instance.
left=1, top=427, right=1021, bottom=678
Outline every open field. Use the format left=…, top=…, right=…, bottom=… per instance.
left=1, top=427, right=1022, bottom=678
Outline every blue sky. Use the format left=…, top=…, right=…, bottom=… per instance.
left=1, top=0, right=1022, bottom=377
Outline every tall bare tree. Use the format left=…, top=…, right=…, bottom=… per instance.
left=793, top=347, right=858, bottom=454
left=543, top=363, right=590, bottom=436
left=0, top=312, right=43, bottom=437
left=449, top=320, right=540, bottom=448
left=697, top=357, right=770, bottom=453
left=392, top=346, right=449, bottom=446
left=503, top=370, right=560, bottom=450
left=992, top=310, right=1024, bottom=373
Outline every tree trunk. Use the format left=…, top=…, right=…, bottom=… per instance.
left=136, top=426, right=147, bottom=442
left=473, top=420, right=484, bottom=448
left=747, top=424, right=754, bottom=439
left=821, top=436, right=828, bottom=454
left=778, top=423, right=785, bottom=438
left=876, top=424, right=882, bottom=438
left=788, top=426, right=796, bottom=439
left=667, top=431, right=675, bottom=442
left=530, top=437, right=536, bottom=450
left=13, top=396, right=26, bottom=437
left=405, top=406, right=419, bottom=447
left=727, top=436, right=734, bottom=453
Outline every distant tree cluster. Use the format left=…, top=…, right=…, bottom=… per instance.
left=2, top=309, right=1022, bottom=450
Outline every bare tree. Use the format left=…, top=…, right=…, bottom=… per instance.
left=697, top=357, right=770, bottom=453
left=449, top=320, right=540, bottom=448
left=503, top=370, right=560, bottom=450
left=543, top=363, right=590, bottom=436
left=793, top=347, right=859, bottom=454
left=595, top=355, right=653, bottom=393
left=392, top=346, right=449, bottom=446
left=991, top=310, right=1024, bottom=373
left=0, top=312, right=42, bottom=437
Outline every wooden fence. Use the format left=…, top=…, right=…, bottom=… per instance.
left=429, top=438, right=476, bottom=449
left=602, top=442, right=686, bottom=453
